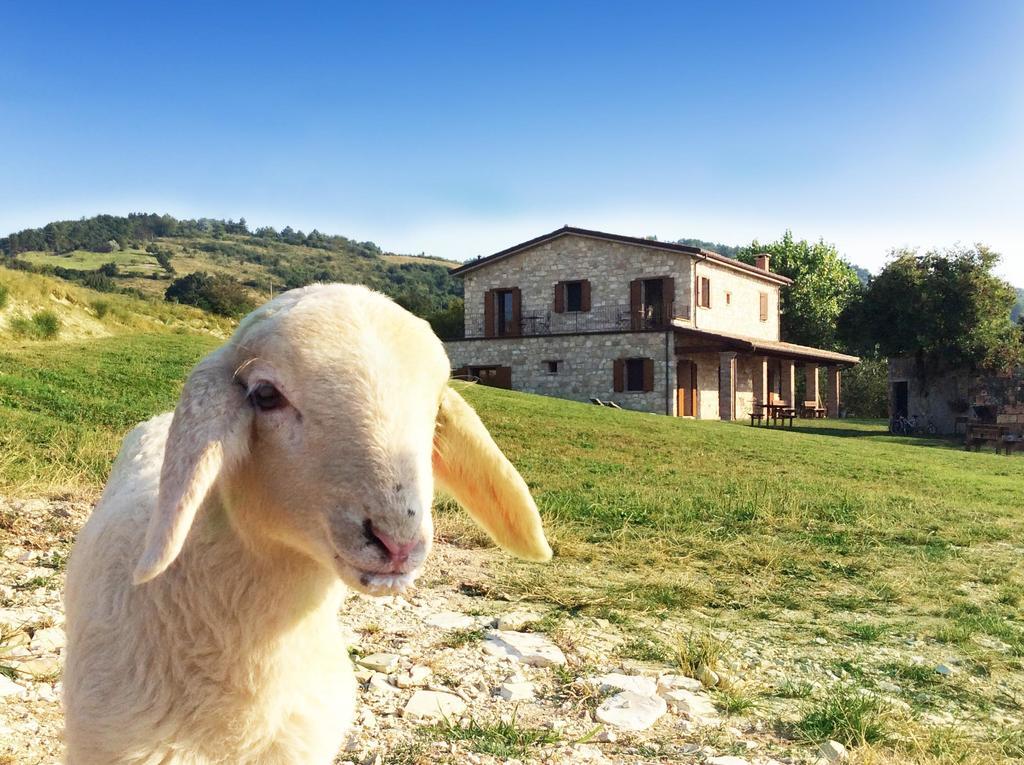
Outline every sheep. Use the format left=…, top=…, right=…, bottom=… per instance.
left=63, top=283, right=552, bottom=764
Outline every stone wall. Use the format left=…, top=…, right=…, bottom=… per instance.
left=462, top=232, right=783, bottom=342
left=692, top=258, right=780, bottom=342
left=445, top=332, right=675, bottom=415
left=462, top=235, right=694, bottom=339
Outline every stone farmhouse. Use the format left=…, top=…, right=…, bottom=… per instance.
left=444, top=226, right=859, bottom=419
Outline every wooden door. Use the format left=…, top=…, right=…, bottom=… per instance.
left=676, top=360, right=697, bottom=416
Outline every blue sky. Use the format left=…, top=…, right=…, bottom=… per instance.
left=2, top=2, right=1023, bottom=282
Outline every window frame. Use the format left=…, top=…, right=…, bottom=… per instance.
left=564, top=281, right=584, bottom=312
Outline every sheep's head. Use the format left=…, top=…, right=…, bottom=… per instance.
left=133, top=284, right=551, bottom=593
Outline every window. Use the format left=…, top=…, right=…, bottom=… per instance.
left=554, top=280, right=590, bottom=313
left=545, top=360, right=560, bottom=375
left=565, top=282, right=583, bottom=312
left=626, top=359, right=645, bottom=391
left=725, top=291, right=732, bottom=305
left=698, top=277, right=711, bottom=308
left=496, top=289, right=515, bottom=336
left=613, top=357, right=654, bottom=392
left=759, top=292, right=769, bottom=322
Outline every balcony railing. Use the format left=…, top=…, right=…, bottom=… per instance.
left=469, top=302, right=690, bottom=339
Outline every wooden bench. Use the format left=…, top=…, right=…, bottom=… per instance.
left=801, top=401, right=827, bottom=418
left=966, top=423, right=1010, bottom=451
left=1001, top=434, right=1024, bottom=455
left=771, top=407, right=796, bottom=428
left=750, top=403, right=766, bottom=427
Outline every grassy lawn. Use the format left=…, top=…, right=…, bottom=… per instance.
left=0, top=334, right=217, bottom=494
left=1, top=334, right=1022, bottom=761
left=17, top=249, right=162, bottom=274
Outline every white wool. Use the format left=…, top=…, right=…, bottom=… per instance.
left=63, top=284, right=551, bottom=764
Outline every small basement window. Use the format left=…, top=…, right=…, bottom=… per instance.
left=725, top=291, right=732, bottom=305
left=626, top=358, right=645, bottom=392
left=545, top=360, right=560, bottom=375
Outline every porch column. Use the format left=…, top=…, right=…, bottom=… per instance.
left=753, top=355, right=768, bottom=405
left=826, top=366, right=841, bottom=418
left=781, top=359, right=796, bottom=408
left=805, top=363, right=819, bottom=406
left=718, top=351, right=737, bottom=420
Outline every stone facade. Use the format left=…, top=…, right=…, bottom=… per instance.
left=446, top=331, right=675, bottom=415
left=692, top=258, right=780, bottom=342
left=888, top=358, right=1024, bottom=434
left=462, top=234, right=699, bottom=338
left=447, top=229, right=847, bottom=420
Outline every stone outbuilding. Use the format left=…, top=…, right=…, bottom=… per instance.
left=445, top=226, right=859, bottom=419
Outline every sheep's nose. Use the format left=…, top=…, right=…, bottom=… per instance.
left=363, top=520, right=418, bottom=567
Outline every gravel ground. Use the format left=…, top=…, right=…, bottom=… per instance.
left=2, top=496, right=1015, bottom=764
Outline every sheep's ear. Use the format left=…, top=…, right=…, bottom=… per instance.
left=133, top=350, right=252, bottom=584
left=432, top=387, right=552, bottom=562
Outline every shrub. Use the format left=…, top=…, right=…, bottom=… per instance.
left=10, top=310, right=60, bottom=339
left=0, top=283, right=8, bottom=310
left=91, top=300, right=111, bottom=319
left=164, top=271, right=256, bottom=318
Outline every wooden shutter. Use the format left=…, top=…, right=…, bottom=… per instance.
left=493, top=366, right=512, bottom=389
left=509, top=287, right=522, bottom=336
left=483, top=290, right=495, bottom=337
left=661, top=276, right=674, bottom=324
left=553, top=282, right=565, bottom=313
left=629, top=279, right=642, bottom=329
left=642, top=358, right=654, bottom=392
left=759, top=292, right=768, bottom=322
left=613, top=359, right=625, bottom=392
left=700, top=277, right=710, bottom=308
left=580, top=280, right=591, bottom=312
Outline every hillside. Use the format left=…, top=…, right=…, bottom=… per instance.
left=1, top=214, right=463, bottom=316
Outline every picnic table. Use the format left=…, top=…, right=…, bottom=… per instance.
left=965, top=423, right=1011, bottom=451
left=750, top=402, right=795, bottom=428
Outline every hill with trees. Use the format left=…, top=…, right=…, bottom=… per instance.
left=1, top=213, right=463, bottom=332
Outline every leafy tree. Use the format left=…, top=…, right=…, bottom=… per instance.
left=839, top=245, right=1023, bottom=376
left=426, top=299, right=464, bottom=340
left=839, top=357, right=888, bottom=418
left=738, top=231, right=861, bottom=350
left=165, top=271, right=256, bottom=318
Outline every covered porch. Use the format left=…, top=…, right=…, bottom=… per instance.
left=671, top=326, right=860, bottom=421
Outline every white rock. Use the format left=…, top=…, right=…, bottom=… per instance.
left=657, top=674, right=704, bottom=694
left=0, top=674, right=26, bottom=699
left=357, top=653, right=399, bottom=672
left=596, top=730, right=617, bottom=743
left=30, top=626, right=66, bottom=652
left=393, top=665, right=431, bottom=688
left=402, top=690, right=467, bottom=722
left=483, top=630, right=566, bottom=667
left=708, top=757, right=751, bottom=765
left=592, top=672, right=658, bottom=696
left=16, top=656, right=60, bottom=677
left=663, top=688, right=718, bottom=721
left=426, top=611, right=476, bottom=630
left=498, top=681, right=535, bottom=701
left=817, top=740, right=848, bottom=762
left=368, top=673, right=400, bottom=693
left=935, top=663, right=956, bottom=676
left=497, top=610, right=543, bottom=631
left=594, top=691, right=667, bottom=731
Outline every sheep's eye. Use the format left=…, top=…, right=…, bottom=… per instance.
left=249, top=382, right=284, bottom=411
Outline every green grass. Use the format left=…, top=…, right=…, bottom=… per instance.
left=9, top=309, right=60, bottom=339
left=437, top=627, right=485, bottom=649
left=428, top=714, right=560, bottom=758
left=0, top=332, right=217, bottom=494
left=18, top=249, right=161, bottom=274
left=794, top=687, right=892, bottom=746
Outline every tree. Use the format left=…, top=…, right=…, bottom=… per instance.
left=165, top=272, right=256, bottom=318
left=839, top=245, right=1023, bottom=376
left=738, top=231, right=861, bottom=350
